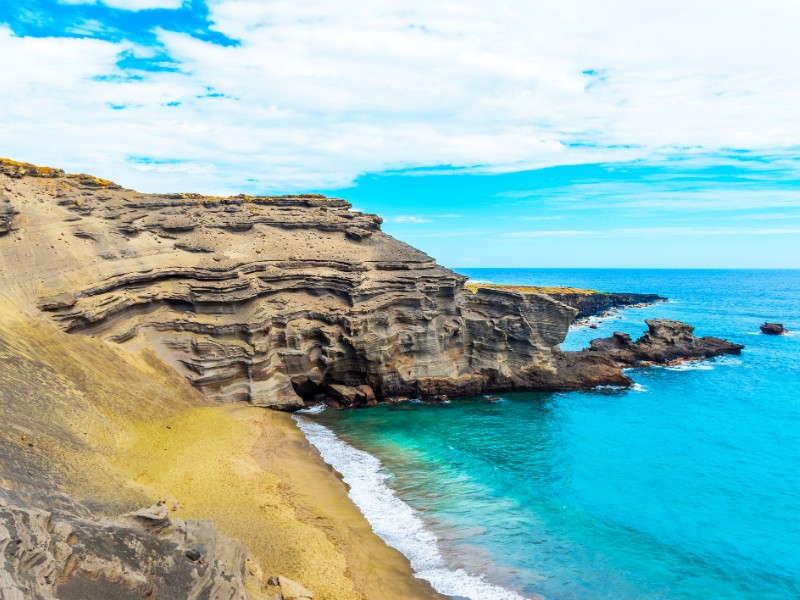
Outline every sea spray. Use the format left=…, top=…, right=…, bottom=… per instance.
left=293, top=415, right=531, bottom=600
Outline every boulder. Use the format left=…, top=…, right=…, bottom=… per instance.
left=0, top=195, right=17, bottom=235
left=324, top=384, right=377, bottom=408
left=760, top=322, right=787, bottom=335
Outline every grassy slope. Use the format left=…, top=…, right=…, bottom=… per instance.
left=465, top=281, right=605, bottom=296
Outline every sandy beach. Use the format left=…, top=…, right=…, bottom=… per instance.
left=0, top=293, right=442, bottom=600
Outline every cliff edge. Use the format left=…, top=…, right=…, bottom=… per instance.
left=1, top=158, right=627, bottom=412
left=0, top=159, right=744, bottom=599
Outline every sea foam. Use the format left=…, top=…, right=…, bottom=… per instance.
left=664, top=356, right=743, bottom=372
left=293, top=416, right=531, bottom=600
left=295, top=403, right=327, bottom=415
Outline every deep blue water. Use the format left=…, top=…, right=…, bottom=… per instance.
left=297, top=269, right=800, bottom=600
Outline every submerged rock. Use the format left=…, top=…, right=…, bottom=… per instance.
left=760, top=322, right=787, bottom=335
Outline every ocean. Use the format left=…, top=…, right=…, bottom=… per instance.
left=295, top=269, right=800, bottom=600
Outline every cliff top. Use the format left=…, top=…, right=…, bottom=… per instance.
left=465, top=282, right=603, bottom=296
left=0, top=157, right=344, bottom=206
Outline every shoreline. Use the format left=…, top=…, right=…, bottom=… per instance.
left=569, top=300, right=667, bottom=330
left=108, top=403, right=446, bottom=600
left=295, top=411, right=534, bottom=600
left=0, top=297, right=442, bottom=600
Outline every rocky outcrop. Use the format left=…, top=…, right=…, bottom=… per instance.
left=0, top=497, right=269, bottom=600
left=539, top=291, right=665, bottom=321
left=1, top=158, right=631, bottom=411
left=465, top=283, right=666, bottom=322
left=0, top=194, right=16, bottom=236
left=760, top=322, right=787, bottom=335
left=586, top=319, right=744, bottom=366
left=1, top=160, right=746, bottom=411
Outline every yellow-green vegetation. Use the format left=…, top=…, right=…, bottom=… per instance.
left=65, top=173, right=117, bottom=187
left=465, top=281, right=599, bottom=295
left=0, top=298, right=438, bottom=600
left=0, top=157, right=64, bottom=178
left=0, top=158, right=117, bottom=188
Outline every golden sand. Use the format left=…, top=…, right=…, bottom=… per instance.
left=0, top=298, right=442, bottom=600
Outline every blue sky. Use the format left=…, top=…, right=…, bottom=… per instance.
left=2, top=0, right=799, bottom=267
left=333, top=157, right=800, bottom=268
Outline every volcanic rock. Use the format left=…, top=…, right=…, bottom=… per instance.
left=1, top=158, right=636, bottom=412
left=0, top=498, right=260, bottom=600
left=587, top=319, right=744, bottom=366
left=760, top=322, right=787, bottom=335
left=546, top=291, right=666, bottom=320
left=0, top=194, right=16, bottom=235
left=465, top=282, right=667, bottom=322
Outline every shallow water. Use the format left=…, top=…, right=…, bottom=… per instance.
left=297, top=269, right=800, bottom=600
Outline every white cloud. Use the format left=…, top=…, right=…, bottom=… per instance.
left=2, top=0, right=800, bottom=193
left=59, top=0, right=185, bottom=11
left=502, top=230, right=599, bottom=238
left=390, top=216, right=433, bottom=223
left=502, top=227, right=800, bottom=238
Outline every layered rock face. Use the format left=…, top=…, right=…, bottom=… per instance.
left=0, top=499, right=263, bottom=600
left=465, top=283, right=666, bottom=323
left=2, top=158, right=614, bottom=410
left=2, top=159, right=745, bottom=412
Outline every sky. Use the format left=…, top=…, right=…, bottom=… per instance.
left=1, top=1, right=799, bottom=268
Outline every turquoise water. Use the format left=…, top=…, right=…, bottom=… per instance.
left=297, top=269, right=800, bottom=600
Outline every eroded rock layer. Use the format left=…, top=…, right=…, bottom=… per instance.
left=0, top=499, right=261, bottom=600
left=2, top=158, right=624, bottom=410
left=466, top=282, right=666, bottom=321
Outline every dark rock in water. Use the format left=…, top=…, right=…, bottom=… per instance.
left=760, top=322, right=787, bottom=335
left=587, top=319, right=744, bottom=367
left=545, top=351, right=634, bottom=389
left=482, top=395, right=501, bottom=402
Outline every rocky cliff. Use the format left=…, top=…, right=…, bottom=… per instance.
left=0, top=499, right=274, bottom=600
left=0, top=159, right=745, bottom=600
left=466, top=282, right=666, bottom=321
left=1, top=158, right=629, bottom=411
